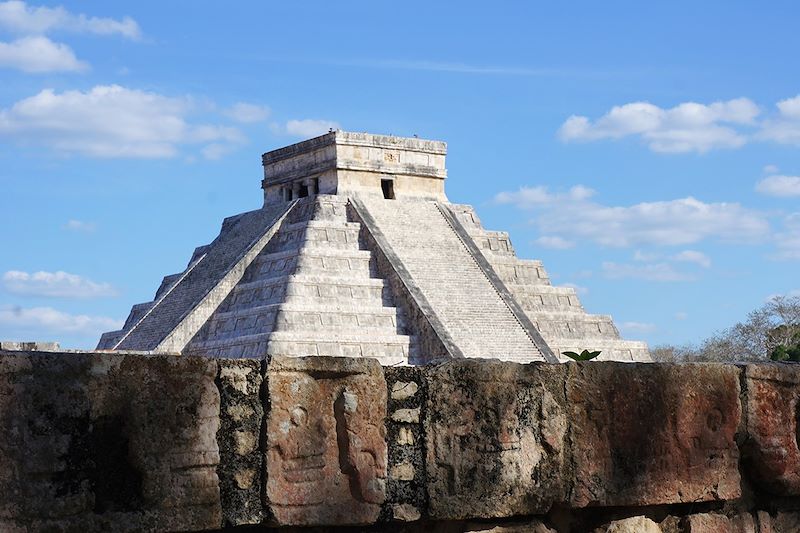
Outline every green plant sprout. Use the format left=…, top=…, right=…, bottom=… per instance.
left=562, top=349, right=602, bottom=361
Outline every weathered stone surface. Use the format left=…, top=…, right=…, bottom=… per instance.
left=391, top=380, right=419, bottom=401
left=568, top=362, right=741, bottom=507
left=771, top=512, right=800, bottom=532
left=684, top=513, right=756, bottom=533
left=595, top=516, right=662, bottom=533
left=0, top=351, right=221, bottom=531
left=264, top=356, right=387, bottom=526
left=384, top=365, right=426, bottom=522
left=425, top=359, right=568, bottom=519
left=744, top=364, right=800, bottom=494
left=217, top=359, right=264, bottom=525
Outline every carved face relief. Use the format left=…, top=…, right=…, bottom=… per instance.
left=265, top=359, right=387, bottom=526
left=126, top=363, right=221, bottom=512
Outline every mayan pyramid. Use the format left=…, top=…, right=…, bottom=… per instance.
left=98, top=131, right=650, bottom=364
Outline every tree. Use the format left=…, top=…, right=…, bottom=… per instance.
left=651, top=295, right=800, bottom=363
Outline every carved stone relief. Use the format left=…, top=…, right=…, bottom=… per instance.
left=265, top=356, right=387, bottom=525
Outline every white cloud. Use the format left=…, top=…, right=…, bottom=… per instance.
left=494, top=185, right=769, bottom=248
left=0, top=35, right=86, bottom=72
left=493, top=185, right=595, bottom=209
left=558, top=98, right=758, bottom=153
left=64, top=219, right=95, bottom=232
left=672, top=250, right=711, bottom=268
left=224, top=102, right=270, bottom=123
left=619, top=321, right=657, bottom=333
left=0, top=85, right=244, bottom=158
left=284, top=119, right=340, bottom=138
left=534, top=235, right=574, bottom=249
left=602, top=261, right=694, bottom=282
left=633, top=250, right=659, bottom=262
left=761, top=95, right=800, bottom=145
left=756, top=175, right=800, bottom=197
left=0, top=1, right=141, bottom=39
left=0, top=305, right=121, bottom=335
left=774, top=213, right=800, bottom=260
left=763, top=164, right=779, bottom=174
left=201, top=143, right=235, bottom=160
left=3, top=270, right=116, bottom=298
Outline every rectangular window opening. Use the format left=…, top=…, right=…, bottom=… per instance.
left=381, top=179, right=395, bottom=199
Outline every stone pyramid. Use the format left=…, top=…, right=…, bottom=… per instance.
left=98, top=131, right=650, bottom=364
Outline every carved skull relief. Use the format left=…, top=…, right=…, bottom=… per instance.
left=265, top=357, right=387, bottom=526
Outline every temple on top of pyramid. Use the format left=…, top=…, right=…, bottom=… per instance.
left=98, top=131, right=651, bottom=364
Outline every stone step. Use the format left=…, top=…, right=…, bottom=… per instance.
left=97, top=330, right=124, bottom=350
left=263, top=220, right=363, bottom=253
left=286, top=194, right=350, bottom=224
left=468, top=230, right=515, bottom=256
left=154, top=273, right=183, bottom=299
left=530, top=310, right=617, bottom=338
left=203, top=302, right=406, bottom=340
left=511, top=287, right=585, bottom=311
left=191, top=331, right=415, bottom=365
left=535, top=319, right=620, bottom=340
left=122, top=301, right=155, bottom=330
left=245, top=246, right=374, bottom=281
left=221, top=275, right=391, bottom=310
left=490, top=259, right=551, bottom=286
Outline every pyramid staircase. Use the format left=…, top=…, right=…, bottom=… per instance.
left=356, top=197, right=550, bottom=363
left=183, top=196, right=415, bottom=364
left=447, top=203, right=650, bottom=362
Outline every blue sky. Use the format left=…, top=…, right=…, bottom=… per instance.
left=1, top=1, right=799, bottom=349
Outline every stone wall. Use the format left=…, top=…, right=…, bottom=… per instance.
left=2, top=349, right=800, bottom=532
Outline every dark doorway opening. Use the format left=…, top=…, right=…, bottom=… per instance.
left=298, top=184, right=309, bottom=198
left=381, top=179, right=395, bottom=199
left=312, top=177, right=319, bottom=195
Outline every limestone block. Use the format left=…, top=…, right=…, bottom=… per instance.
left=595, top=516, right=662, bottom=533
left=217, top=359, right=264, bottom=526
left=424, top=360, right=568, bottom=520
left=0, top=352, right=222, bottom=531
left=684, top=513, right=756, bottom=533
left=264, top=356, right=387, bottom=526
left=744, top=364, right=800, bottom=494
left=392, top=503, right=421, bottom=521
left=391, top=380, right=419, bottom=400
left=567, top=362, right=741, bottom=507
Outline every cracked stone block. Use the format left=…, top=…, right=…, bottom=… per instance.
left=264, top=356, right=387, bottom=526
left=744, top=364, right=800, bottom=495
left=0, top=352, right=222, bottom=532
left=424, top=360, right=568, bottom=520
left=568, top=363, right=741, bottom=507
left=217, top=359, right=264, bottom=526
